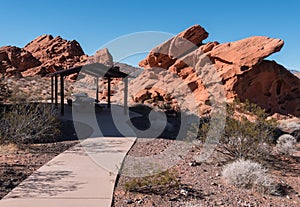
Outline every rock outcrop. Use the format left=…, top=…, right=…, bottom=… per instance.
left=139, top=25, right=208, bottom=69
left=1, top=27, right=299, bottom=117
left=22, top=35, right=86, bottom=76
left=293, top=70, right=300, bottom=79
left=87, top=48, right=113, bottom=67
left=0, top=46, right=41, bottom=77
left=210, top=36, right=284, bottom=67
left=0, top=35, right=119, bottom=78
left=137, top=25, right=300, bottom=117
left=234, top=60, right=300, bottom=115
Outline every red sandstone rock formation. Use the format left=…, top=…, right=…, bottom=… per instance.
left=0, top=46, right=40, bottom=77
left=138, top=25, right=300, bottom=117
left=0, top=35, right=117, bottom=78
left=293, top=71, right=300, bottom=79
left=22, top=35, right=86, bottom=76
left=233, top=60, right=300, bottom=116
left=87, top=48, right=113, bottom=67
left=1, top=28, right=299, bottom=117
left=139, top=25, right=208, bottom=69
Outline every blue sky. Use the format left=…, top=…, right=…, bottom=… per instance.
left=1, top=0, right=299, bottom=70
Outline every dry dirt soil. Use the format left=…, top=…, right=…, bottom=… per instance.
left=113, top=139, right=300, bottom=207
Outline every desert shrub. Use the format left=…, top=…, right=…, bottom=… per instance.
left=0, top=79, right=12, bottom=103
left=276, top=134, right=297, bottom=156
left=124, top=170, right=179, bottom=194
left=0, top=103, right=61, bottom=145
left=222, top=159, right=276, bottom=194
left=199, top=99, right=276, bottom=160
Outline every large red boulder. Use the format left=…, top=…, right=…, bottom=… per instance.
left=139, top=25, right=208, bottom=69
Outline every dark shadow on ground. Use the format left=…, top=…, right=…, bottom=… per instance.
left=57, top=103, right=201, bottom=140
left=58, top=120, right=93, bottom=141
left=266, top=154, right=300, bottom=178
left=129, top=104, right=183, bottom=139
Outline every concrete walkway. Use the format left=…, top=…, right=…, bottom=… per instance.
left=0, top=137, right=136, bottom=207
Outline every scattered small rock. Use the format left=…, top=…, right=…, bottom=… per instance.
left=169, top=196, right=178, bottom=201
left=189, top=161, right=197, bottom=166
left=136, top=198, right=143, bottom=204
left=125, top=199, right=134, bottom=204
left=180, top=189, right=189, bottom=196
left=42, top=90, right=48, bottom=95
left=211, top=182, right=218, bottom=186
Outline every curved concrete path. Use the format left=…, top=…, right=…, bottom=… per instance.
left=0, top=137, right=136, bottom=207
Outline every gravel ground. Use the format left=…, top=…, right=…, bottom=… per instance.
left=113, top=139, right=300, bottom=207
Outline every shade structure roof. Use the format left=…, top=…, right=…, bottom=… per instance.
left=49, top=62, right=130, bottom=116
left=49, top=62, right=129, bottom=78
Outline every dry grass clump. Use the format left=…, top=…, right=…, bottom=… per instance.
left=276, top=134, right=297, bottom=156
left=222, top=159, right=276, bottom=194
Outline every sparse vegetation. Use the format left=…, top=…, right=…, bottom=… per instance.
left=0, top=78, right=12, bottom=103
left=0, top=77, right=61, bottom=146
left=124, top=170, right=180, bottom=195
left=0, top=102, right=60, bottom=145
left=200, top=99, right=276, bottom=161
left=276, top=134, right=297, bottom=156
left=222, top=159, right=276, bottom=194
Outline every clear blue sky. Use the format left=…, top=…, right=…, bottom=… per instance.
left=1, top=0, right=299, bottom=70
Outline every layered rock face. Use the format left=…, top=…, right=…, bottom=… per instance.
left=1, top=27, right=299, bottom=116
left=0, top=46, right=40, bottom=76
left=22, top=35, right=86, bottom=76
left=139, top=25, right=208, bottom=69
left=233, top=60, right=300, bottom=116
left=0, top=34, right=118, bottom=78
left=0, top=35, right=87, bottom=77
left=138, top=25, right=300, bottom=117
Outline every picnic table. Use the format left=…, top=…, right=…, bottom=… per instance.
left=72, top=93, right=96, bottom=112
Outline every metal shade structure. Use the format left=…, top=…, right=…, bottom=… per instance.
left=49, top=63, right=129, bottom=115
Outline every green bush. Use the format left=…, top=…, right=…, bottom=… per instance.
left=200, top=99, right=276, bottom=160
left=0, top=103, right=61, bottom=145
